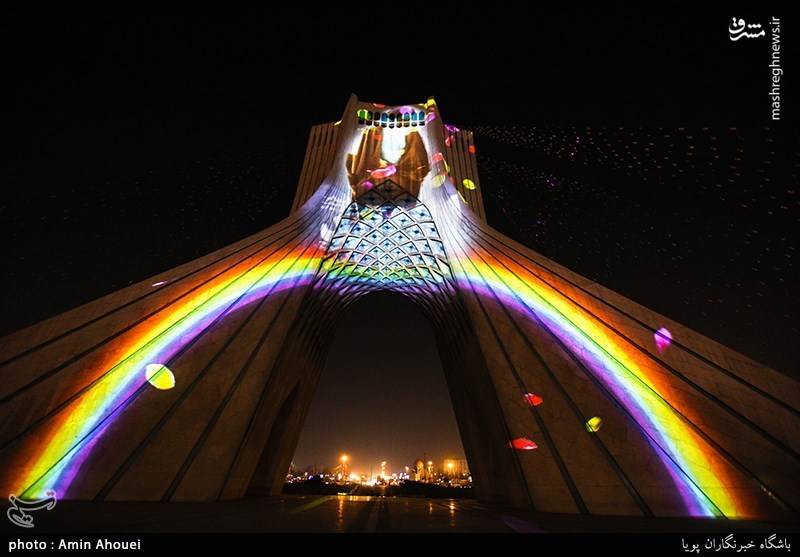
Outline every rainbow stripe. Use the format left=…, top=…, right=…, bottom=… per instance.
left=457, top=259, right=741, bottom=517
left=12, top=182, right=750, bottom=519
left=432, top=173, right=746, bottom=517
left=15, top=244, right=323, bottom=499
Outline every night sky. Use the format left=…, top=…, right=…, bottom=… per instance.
left=2, top=9, right=796, bottom=474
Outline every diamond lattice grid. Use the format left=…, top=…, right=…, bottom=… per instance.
left=323, top=181, right=451, bottom=292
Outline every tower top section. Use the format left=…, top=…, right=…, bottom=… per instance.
left=290, top=94, right=486, bottom=222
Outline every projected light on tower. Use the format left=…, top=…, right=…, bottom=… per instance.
left=0, top=95, right=796, bottom=523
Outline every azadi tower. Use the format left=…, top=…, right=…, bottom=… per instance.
left=1, top=96, right=797, bottom=521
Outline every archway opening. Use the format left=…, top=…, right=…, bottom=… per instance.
left=286, top=291, right=473, bottom=497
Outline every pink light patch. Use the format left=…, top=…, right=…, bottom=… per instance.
left=445, top=124, right=460, bottom=133
left=524, top=393, right=543, bottom=407
left=509, top=438, right=538, bottom=450
left=372, top=103, right=386, bottom=108
left=425, top=112, right=436, bottom=124
left=445, top=135, right=454, bottom=147
left=151, top=281, right=168, bottom=287
left=362, top=181, right=374, bottom=190
left=654, top=327, right=673, bottom=353
left=370, top=165, right=396, bottom=180
left=432, top=152, right=445, bottom=163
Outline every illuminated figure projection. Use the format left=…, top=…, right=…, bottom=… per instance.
left=0, top=96, right=797, bottom=521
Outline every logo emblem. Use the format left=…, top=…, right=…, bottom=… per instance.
left=7, top=491, right=57, bottom=528
left=729, top=17, right=765, bottom=41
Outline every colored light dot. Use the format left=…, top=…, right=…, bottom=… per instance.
left=432, top=174, right=446, bottom=188
left=654, top=327, right=673, bottom=353
left=509, top=438, right=538, bottom=450
left=524, top=393, right=543, bottom=406
left=585, top=416, right=603, bottom=432
left=145, top=364, right=175, bottom=390
left=468, top=145, right=476, bottom=154
left=370, top=165, right=397, bottom=180
left=462, top=178, right=476, bottom=190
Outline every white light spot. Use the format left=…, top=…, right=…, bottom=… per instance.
left=145, top=364, right=175, bottom=390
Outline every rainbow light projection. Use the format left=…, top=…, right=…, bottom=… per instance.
left=431, top=199, right=742, bottom=517
left=14, top=247, right=325, bottom=499
left=10, top=99, right=759, bottom=519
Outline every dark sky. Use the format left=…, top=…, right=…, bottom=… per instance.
left=1, top=9, right=796, bottom=472
left=292, top=292, right=464, bottom=475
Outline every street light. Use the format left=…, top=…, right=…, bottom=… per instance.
left=339, top=454, right=349, bottom=483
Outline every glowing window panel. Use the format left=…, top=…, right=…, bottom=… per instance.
left=360, top=107, right=427, bottom=128
left=144, top=364, right=175, bottom=390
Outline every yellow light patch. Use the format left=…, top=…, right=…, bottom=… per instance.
left=585, top=416, right=603, bottom=432
left=462, top=178, right=476, bottom=190
left=145, top=364, right=176, bottom=390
